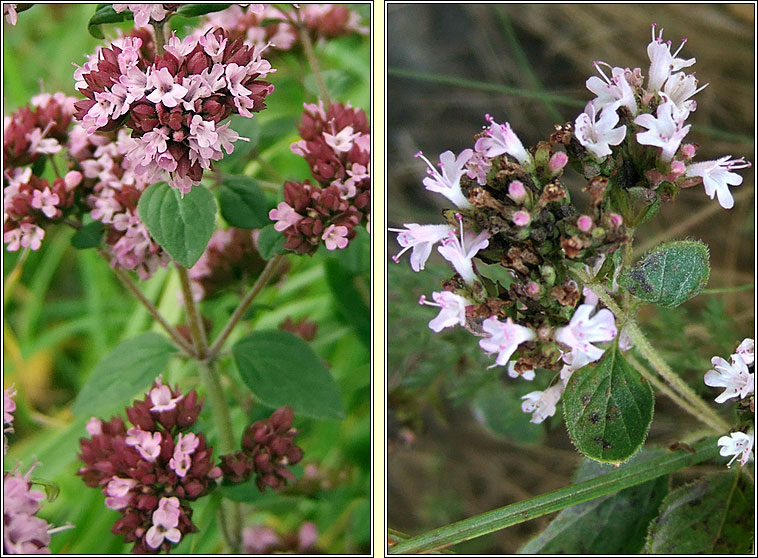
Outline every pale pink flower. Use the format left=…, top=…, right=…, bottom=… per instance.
left=104, top=477, right=137, bottom=510
left=415, top=149, right=473, bottom=209
left=734, top=338, right=754, bottom=366
left=113, top=4, right=167, bottom=28
left=479, top=316, right=536, bottom=367
left=85, top=417, right=103, bottom=436
left=224, top=63, right=253, bottom=97
left=704, top=354, right=754, bottom=403
left=718, top=430, right=754, bottom=468
left=146, top=67, right=189, bottom=108
left=149, top=384, right=184, bottom=412
left=662, top=72, right=706, bottom=118
left=26, top=128, right=62, bottom=155
left=189, top=115, right=218, bottom=149
left=474, top=115, right=531, bottom=166
left=125, top=428, right=162, bottom=462
left=390, top=223, right=454, bottom=272
left=322, top=224, right=349, bottom=250
left=685, top=155, right=750, bottom=210
left=555, top=304, right=617, bottom=364
left=145, top=497, right=182, bottom=549
left=199, top=32, right=228, bottom=62
left=634, top=96, right=691, bottom=161
left=575, top=101, right=627, bottom=159
left=31, top=187, right=60, bottom=218
left=4, top=4, right=18, bottom=25
left=521, top=384, right=564, bottom=424
left=586, top=62, right=637, bottom=115
left=175, top=432, right=200, bottom=455
left=646, top=24, right=696, bottom=93
left=269, top=202, right=302, bottom=232
left=323, top=126, right=360, bottom=153
left=465, top=151, right=492, bottom=185
left=507, top=361, right=535, bottom=381
left=18, top=223, right=45, bottom=251
left=418, top=291, right=472, bottom=333
left=437, top=228, right=491, bottom=285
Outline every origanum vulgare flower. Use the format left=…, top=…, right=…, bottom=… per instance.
left=74, top=28, right=275, bottom=193
left=78, top=380, right=221, bottom=553
left=219, top=406, right=304, bottom=491
left=269, top=100, right=370, bottom=254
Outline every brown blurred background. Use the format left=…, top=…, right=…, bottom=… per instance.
left=386, top=4, right=755, bottom=553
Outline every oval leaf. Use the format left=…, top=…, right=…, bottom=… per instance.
left=233, top=330, right=345, bottom=420
left=520, top=450, right=668, bottom=553
left=618, top=240, right=710, bottom=307
left=257, top=223, right=287, bottom=259
left=646, top=472, right=754, bottom=554
left=137, top=182, right=217, bottom=268
left=176, top=3, right=233, bottom=17
left=218, top=175, right=269, bottom=229
left=563, top=346, right=654, bottom=463
left=73, top=333, right=177, bottom=418
left=88, top=4, right=126, bottom=39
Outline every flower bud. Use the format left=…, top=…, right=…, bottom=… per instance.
left=508, top=180, right=527, bottom=202
left=576, top=215, right=593, bottom=233
left=512, top=210, right=531, bottom=227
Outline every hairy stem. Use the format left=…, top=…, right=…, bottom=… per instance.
left=98, top=250, right=195, bottom=356
left=151, top=20, right=166, bottom=56
left=389, top=438, right=721, bottom=554
left=177, top=266, right=208, bottom=358
left=207, top=254, right=286, bottom=358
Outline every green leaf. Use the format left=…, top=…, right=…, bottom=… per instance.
left=233, top=330, right=345, bottom=420
left=476, top=261, right=515, bottom=290
left=563, top=346, right=654, bottom=463
left=88, top=4, right=126, bottom=39
left=73, top=333, right=177, bottom=418
left=71, top=221, right=104, bottom=249
left=470, top=381, right=545, bottom=445
left=618, top=240, right=710, bottom=307
left=520, top=450, right=668, bottom=553
left=176, top=3, right=233, bottom=17
left=218, top=175, right=269, bottom=229
left=137, top=182, right=217, bottom=268
left=257, top=223, right=287, bottom=259
left=646, top=472, right=754, bottom=554
left=324, top=259, right=369, bottom=346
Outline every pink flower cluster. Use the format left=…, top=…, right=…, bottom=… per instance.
left=112, top=4, right=172, bottom=29
left=72, top=126, right=170, bottom=279
left=242, top=521, right=318, bottom=554
left=219, top=406, right=304, bottom=491
left=78, top=380, right=221, bottom=553
left=74, top=28, right=275, bottom=193
left=269, top=101, right=370, bottom=254
left=188, top=227, right=266, bottom=300
left=3, top=466, right=54, bottom=553
left=195, top=4, right=368, bottom=53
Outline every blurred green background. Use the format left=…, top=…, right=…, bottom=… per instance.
left=3, top=3, right=370, bottom=554
left=387, top=4, right=754, bottom=553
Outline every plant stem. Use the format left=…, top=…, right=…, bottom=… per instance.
left=389, top=438, right=721, bottom=554
left=98, top=249, right=195, bottom=356
left=177, top=266, right=208, bottom=358
left=298, top=23, right=330, bottom=102
left=151, top=20, right=166, bottom=55
left=207, top=254, right=285, bottom=358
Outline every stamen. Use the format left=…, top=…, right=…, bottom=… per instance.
left=593, top=61, right=611, bottom=84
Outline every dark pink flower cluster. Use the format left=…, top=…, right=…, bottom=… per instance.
left=219, top=406, right=303, bottom=491
left=188, top=227, right=266, bottom=300
left=78, top=380, right=221, bottom=553
left=269, top=101, right=370, bottom=254
left=72, top=126, right=170, bottom=279
left=194, top=4, right=368, bottom=53
left=73, top=28, right=275, bottom=193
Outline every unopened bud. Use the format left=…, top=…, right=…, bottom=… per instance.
left=548, top=151, right=568, bottom=174
left=508, top=180, right=527, bottom=202
left=576, top=215, right=593, bottom=233
left=525, top=281, right=540, bottom=298
left=608, top=213, right=623, bottom=228
left=680, top=143, right=697, bottom=160
left=512, top=210, right=531, bottom=227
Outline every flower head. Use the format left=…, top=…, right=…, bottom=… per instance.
left=704, top=354, right=754, bottom=403
left=586, top=62, right=637, bottom=115
left=479, top=316, right=536, bottom=367
left=555, top=304, right=617, bottom=364
left=685, top=155, right=751, bottom=210
left=718, top=431, right=754, bottom=468
left=646, top=24, right=696, bottom=93
left=634, top=95, right=691, bottom=161
left=521, top=384, right=564, bottom=424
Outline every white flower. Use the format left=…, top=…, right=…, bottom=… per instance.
left=415, top=149, right=473, bottom=209
left=662, top=72, right=706, bottom=119
left=685, top=155, right=751, bottom=210
left=390, top=223, right=454, bottom=272
left=555, top=304, right=617, bottom=364
left=734, top=338, right=754, bottom=366
left=646, top=24, right=696, bottom=93
left=574, top=101, right=627, bottom=159
left=474, top=115, right=531, bottom=166
left=149, top=384, right=184, bottom=412
left=704, top=354, right=754, bottom=403
left=479, top=316, right=536, bottom=367
left=437, top=228, right=491, bottom=285
left=418, top=291, right=472, bottom=333
left=634, top=96, right=691, bottom=161
left=521, top=384, right=564, bottom=424
left=507, top=361, right=535, bottom=381
left=586, top=62, right=637, bottom=115
left=718, top=431, right=754, bottom=468
left=323, top=126, right=360, bottom=153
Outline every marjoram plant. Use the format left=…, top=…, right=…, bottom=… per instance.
left=4, top=3, right=369, bottom=554
left=391, top=24, right=753, bottom=554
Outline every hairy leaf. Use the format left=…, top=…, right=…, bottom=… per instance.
left=73, top=333, right=177, bottom=417
left=137, top=182, right=217, bottom=268
left=646, top=472, right=754, bottom=554
left=563, top=346, right=654, bottom=462
left=618, top=240, right=710, bottom=307
left=233, top=330, right=345, bottom=420
left=520, top=450, right=668, bottom=553
left=218, top=175, right=270, bottom=229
